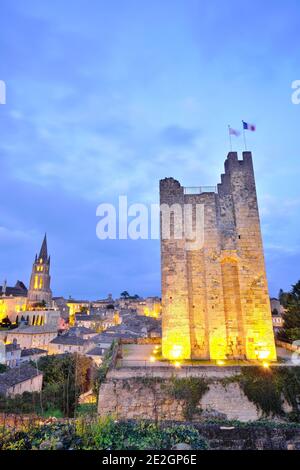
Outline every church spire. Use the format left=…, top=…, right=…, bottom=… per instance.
left=27, top=234, right=52, bottom=306
left=38, top=234, right=48, bottom=262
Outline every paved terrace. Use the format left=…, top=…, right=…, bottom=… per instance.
left=109, top=344, right=297, bottom=379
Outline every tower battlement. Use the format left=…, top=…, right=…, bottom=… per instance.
left=160, top=152, right=276, bottom=362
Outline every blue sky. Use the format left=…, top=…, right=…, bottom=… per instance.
left=0, top=0, right=299, bottom=299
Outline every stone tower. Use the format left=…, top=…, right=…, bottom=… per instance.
left=27, top=234, right=52, bottom=306
left=160, top=152, right=276, bottom=361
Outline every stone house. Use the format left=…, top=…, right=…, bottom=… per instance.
left=5, top=325, right=58, bottom=350
left=20, top=347, right=48, bottom=364
left=85, top=346, right=106, bottom=366
left=68, top=326, right=98, bottom=340
left=48, top=335, right=91, bottom=355
left=0, top=364, right=43, bottom=397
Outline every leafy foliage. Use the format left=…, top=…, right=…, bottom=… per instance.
left=237, top=367, right=300, bottom=418
left=0, top=418, right=208, bottom=450
left=279, top=281, right=300, bottom=342
left=166, top=377, right=209, bottom=420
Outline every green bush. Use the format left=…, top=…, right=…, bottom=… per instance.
left=0, top=418, right=208, bottom=450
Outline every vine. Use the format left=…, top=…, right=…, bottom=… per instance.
left=224, top=366, right=300, bottom=419
left=166, top=376, right=209, bottom=420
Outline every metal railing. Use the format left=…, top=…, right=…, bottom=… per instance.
left=184, top=186, right=217, bottom=195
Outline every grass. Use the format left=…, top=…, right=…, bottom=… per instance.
left=41, top=408, right=64, bottom=419
left=75, top=403, right=97, bottom=417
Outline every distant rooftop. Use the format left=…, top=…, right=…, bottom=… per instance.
left=68, top=326, right=97, bottom=335
left=0, top=280, right=28, bottom=298
left=0, top=364, right=42, bottom=394
left=50, top=336, right=89, bottom=346
left=5, top=343, right=21, bottom=352
left=20, top=348, right=47, bottom=357
left=86, top=346, right=106, bottom=357
left=7, top=325, right=57, bottom=335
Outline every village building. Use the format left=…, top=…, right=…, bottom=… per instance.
left=5, top=325, right=58, bottom=350
left=0, top=364, right=43, bottom=397
left=20, top=348, right=48, bottom=364
left=68, top=326, right=98, bottom=340
left=0, top=340, right=21, bottom=368
left=48, top=335, right=92, bottom=355
left=85, top=346, right=106, bottom=366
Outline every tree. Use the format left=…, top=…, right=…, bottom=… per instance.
left=37, top=354, right=95, bottom=417
left=120, top=291, right=130, bottom=299
left=280, top=281, right=300, bottom=342
left=279, top=288, right=290, bottom=308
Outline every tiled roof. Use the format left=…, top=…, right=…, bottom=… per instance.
left=68, top=326, right=96, bottom=335
left=50, top=336, right=88, bottom=346
left=7, top=325, right=57, bottom=335
left=20, top=348, right=47, bottom=357
left=0, top=364, right=42, bottom=393
left=86, top=347, right=106, bottom=356
left=75, top=314, right=103, bottom=321
left=5, top=343, right=21, bottom=352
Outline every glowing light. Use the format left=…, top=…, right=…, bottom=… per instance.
left=174, top=361, right=181, bottom=368
left=149, top=356, right=156, bottom=363
left=262, top=361, right=270, bottom=369
left=257, top=349, right=270, bottom=360
left=217, top=360, right=225, bottom=366
left=170, top=345, right=183, bottom=360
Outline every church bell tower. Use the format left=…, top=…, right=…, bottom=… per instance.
left=27, top=234, right=52, bottom=306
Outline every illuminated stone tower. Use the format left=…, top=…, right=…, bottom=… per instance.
left=27, top=234, right=52, bottom=306
left=160, top=152, right=276, bottom=361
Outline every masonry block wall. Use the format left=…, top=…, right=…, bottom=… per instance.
left=160, top=152, right=276, bottom=360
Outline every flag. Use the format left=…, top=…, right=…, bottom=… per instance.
left=243, top=121, right=256, bottom=131
left=229, top=126, right=240, bottom=137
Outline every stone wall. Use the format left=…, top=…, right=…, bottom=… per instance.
left=98, top=364, right=296, bottom=423
left=98, top=376, right=262, bottom=422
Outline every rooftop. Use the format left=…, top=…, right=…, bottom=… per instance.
left=7, top=325, right=57, bottom=335
left=86, top=346, right=106, bottom=357
left=68, top=326, right=96, bottom=335
left=50, top=336, right=89, bottom=346
left=0, top=280, right=28, bottom=298
left=5, top=343, right=21, bottom=352
left=0, top=364, right=42, bottom=394
left=20, top=348, right=47, bottom=357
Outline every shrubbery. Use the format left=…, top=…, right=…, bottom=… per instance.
left=0, top=418, right=209, bottom=450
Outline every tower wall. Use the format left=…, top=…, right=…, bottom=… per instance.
left=160, top=152, right=276, bottom=361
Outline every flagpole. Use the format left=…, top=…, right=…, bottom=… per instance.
left=242, top=121, right=247, bottom=151
left=228, top=125, right=232, bottom=151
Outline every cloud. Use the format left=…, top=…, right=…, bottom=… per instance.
left=160, top=125, right=201, bottom=147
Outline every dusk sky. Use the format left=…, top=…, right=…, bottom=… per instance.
left=0, top=0, right=299, bottom=299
